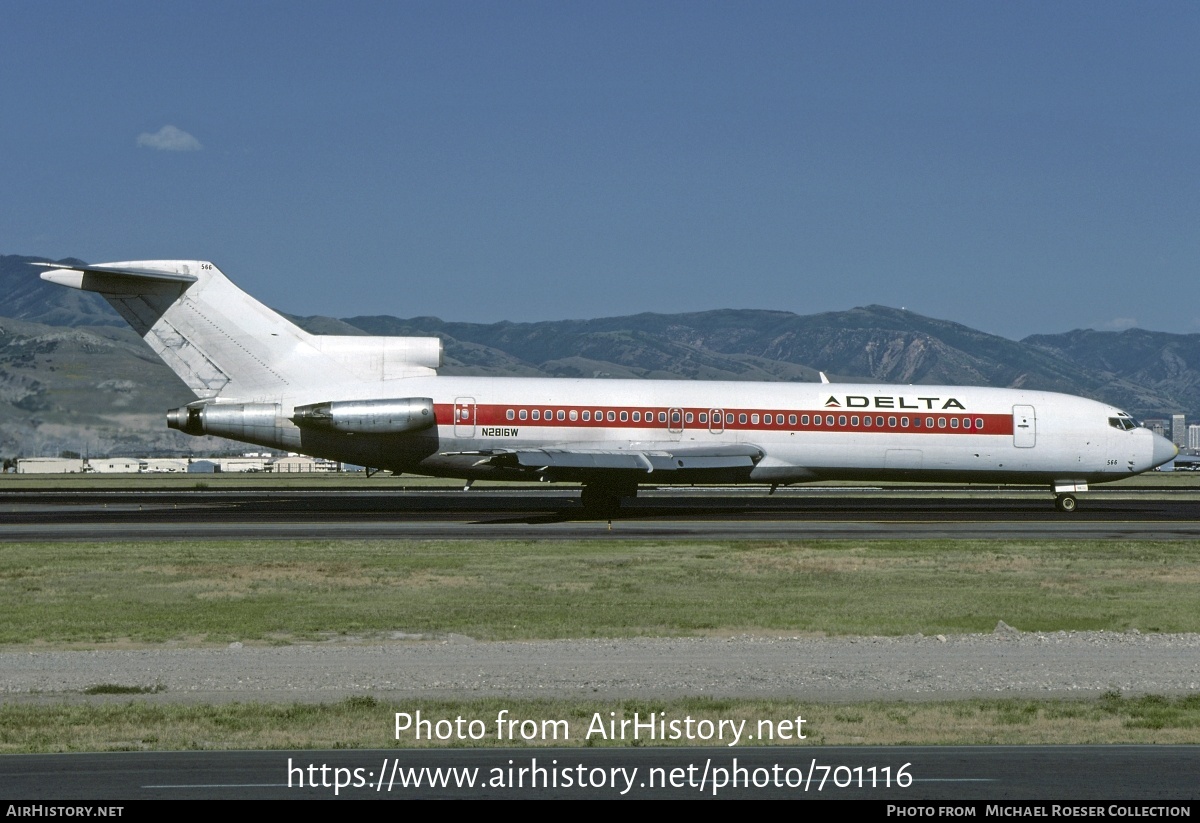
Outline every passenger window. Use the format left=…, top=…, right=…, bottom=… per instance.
left=961, top=417, right=970, bottom=429
left=751, top=414, right=760, bottom=424
left=545, top=409, right=552, bottom=419
left=801, top=415, right=809, bottom=425
left=789, top=414, right=797, bottom=425
left=826, top=415, right=835, bottom=426
left=851, top=415, right=859, bottom=426
left=532, top=410, right=540, bottom=421
left=976, top=418, right=984, bottom=429
left=659, top=412, right=667, bottom=423
left=739, top=413, right=747, bottom=424
left=951, top=417, right=959, bottom=428
left=888, top=416, right=897, bottom=427
left=838, top=415, right=847, bottom=426
left=913, top=417, right=921, bottom=427
left=699, top=412, right=707, bottom=424
left=569, top=409, right=578, bottom=421
left=725, top=413, right=733, bottom=424
left=557, top=410, right=565, bottom=421
left=863, top=415, right=872, bottom=427
left=632, top=411, right=640, bottom=422
left=685, top=412, right=694, bottom=423
left=938, top=418, right=946, bottom=428
left=901, top=417, right=909, bottom=427
left=582, top=411, right=590, bottom=421
left=620, top=411, right=628, bottom=422
left=519, top=409, right=528, bottom=420
left=607, top=411, right=616, bottom=422
left=875, top=416, right=884, bottom=427
left=812, top=415, right=821, bottom=426
left=506, top=409, right=514, bottom=421
left=926, top=417, right=934, bottom=428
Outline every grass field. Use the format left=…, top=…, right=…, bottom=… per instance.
left=2, top=524, right=1198, bottom=751
left=1, top=538, right=1199, bottom=645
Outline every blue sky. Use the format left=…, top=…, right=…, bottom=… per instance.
left=3, top=1, right=1198, bottom=339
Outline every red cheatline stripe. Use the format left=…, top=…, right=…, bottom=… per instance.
left=434, top=404, right=1015, bottom=435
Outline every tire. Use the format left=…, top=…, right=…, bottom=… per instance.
left=1055, top=495, right=1077, bottom=513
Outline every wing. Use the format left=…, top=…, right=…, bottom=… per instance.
left=456, top=442, right=764, bottom=475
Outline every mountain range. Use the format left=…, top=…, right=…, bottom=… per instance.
left=2, top=254, right=1196, bottom=458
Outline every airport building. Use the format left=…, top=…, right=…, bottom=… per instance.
left=16, top=457, right=86, bottom=474
left=13, top=454, right=317, bottom=474
left=1143, top=419, right=1169, bottom=438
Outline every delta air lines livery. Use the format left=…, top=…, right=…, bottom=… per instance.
left=38, top=260, right=1178, bottom=512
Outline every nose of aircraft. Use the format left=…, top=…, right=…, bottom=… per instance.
left=1150, top=431, right=1179, bottom=469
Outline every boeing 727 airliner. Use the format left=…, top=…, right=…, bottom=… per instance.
left=38, top=260, right=1178, bottom=512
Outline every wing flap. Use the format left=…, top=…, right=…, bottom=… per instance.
left=504, top=443, right=763, bottom=474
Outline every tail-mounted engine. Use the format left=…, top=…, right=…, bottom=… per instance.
left=167, top=403, right=283, bottom=440
left=291, top=398, right=435, bottom=434
left=168, top=397, right=436, bottom=439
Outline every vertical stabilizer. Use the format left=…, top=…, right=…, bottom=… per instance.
left=39, top=259, right=442, bottom=401
left=39, top=261, right=313, bottom=400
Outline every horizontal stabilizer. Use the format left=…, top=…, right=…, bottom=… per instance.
left=36, top=262, right=199, bottom=290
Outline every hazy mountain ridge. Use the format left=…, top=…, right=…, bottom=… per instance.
left=0, top=255, right=123, bottom=328
left=2, top=253, right=1197, bottom=457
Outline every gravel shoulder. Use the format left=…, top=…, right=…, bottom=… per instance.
left=3, top=630, right=1199, bottom=705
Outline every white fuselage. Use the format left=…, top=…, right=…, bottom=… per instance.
left=269, top=376, right=1171, bottom=485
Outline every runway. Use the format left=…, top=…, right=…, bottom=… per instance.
left=3, top=486, right=1200, bottom=540
left=5, top=745, right=1199, bottom=799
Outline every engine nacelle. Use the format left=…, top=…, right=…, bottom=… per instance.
left=290, top=397, right=435, bottom=434
left=167, top=403, right=283, bottom=441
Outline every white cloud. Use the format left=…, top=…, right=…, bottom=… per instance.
left=136, top=125, right=202, bottom=151
left=1099, top=317, right=1138, bottom=331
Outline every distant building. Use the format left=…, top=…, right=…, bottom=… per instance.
left=1172, top=414, right=1187, bottom=449
left=16, top=457, right=85, bottom=474
left=270, top=455, right=339, bottom=473
left=215, top=457, right=267, bottom=473
left=87, top=458, right=142, bottom=474
left=1189, top=424, right=1200, bottom=452
left=1143, top=419, right=1169, bottom=438
left=142, top=459, right=189, bottom=473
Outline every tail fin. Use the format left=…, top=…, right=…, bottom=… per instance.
left=38, top=260, right=441, bottom=401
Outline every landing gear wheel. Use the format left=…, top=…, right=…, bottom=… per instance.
left=1055, top=494, right=1077, bottom=513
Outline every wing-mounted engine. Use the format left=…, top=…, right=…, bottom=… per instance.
left=291, top=398, right=435, bottom=434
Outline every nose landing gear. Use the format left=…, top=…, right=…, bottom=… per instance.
left=1053, top=482, right=1087, bottom=513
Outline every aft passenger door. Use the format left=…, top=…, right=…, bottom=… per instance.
left=454, top=397, right=476, bottom=438
left=1013, top=405, right=1036, bottom=448
left=667, top=407, right=684, bottom=441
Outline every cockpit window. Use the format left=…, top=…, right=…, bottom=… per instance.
left=1108, top=412, right=1139, bottom=431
